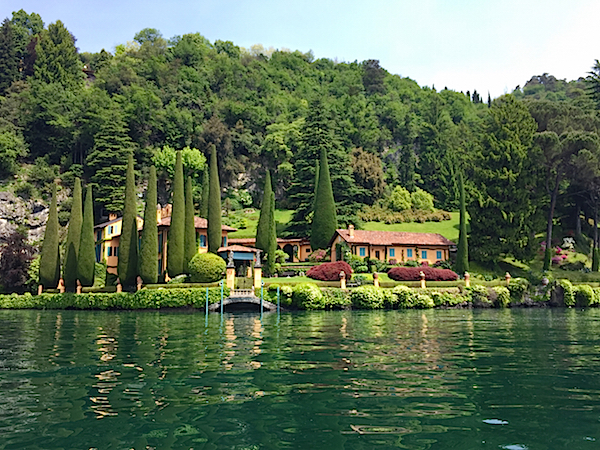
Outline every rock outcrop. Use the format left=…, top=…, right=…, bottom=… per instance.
left=0, top=191, right=50, bottom=245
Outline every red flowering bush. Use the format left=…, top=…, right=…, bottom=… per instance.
left=387, top=266, right=458, bottom=281
left=307, top=261, right=353, bottom=281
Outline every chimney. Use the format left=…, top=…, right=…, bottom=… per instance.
left=156, top=203, right=162, bottom=223
left=162, top=204, right=172, bottom=218
left=348, top=224, right=354, bottom=238
left=109, top=213, right=117, bottom=221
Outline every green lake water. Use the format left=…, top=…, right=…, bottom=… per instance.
left=1, top=308, right=600, bottom=449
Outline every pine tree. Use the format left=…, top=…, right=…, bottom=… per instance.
left=86, top=106, right=135, bottom=213
left=139, top=166, right=158, bottom=284
left=208, top=144, right=222, bottom=253
left=168, top=151, right=185, bottom=276
left=199, top=165, right=209, bottom=218
left=118, top=153, right=139, bottom=288
left=311, top=147, right=338, bottom=250
left=266, top=191, right=277, bottom=276
left=255, top=170, right=273, bottom=252
left=63, top=177, right=82, bottom=289
left=39, top=183, right=60, bottom=289
left=78, top=184, right=95, bottom=287
left=0, top=19, right=19, bottom=95
left=184, top=175, right=197, bottom=273
left=455, top=170, right=469, bottom=275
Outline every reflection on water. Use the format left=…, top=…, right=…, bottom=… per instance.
left=0, top=309, right=600, bottom=448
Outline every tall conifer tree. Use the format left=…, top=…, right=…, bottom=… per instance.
left=255, top=170, right=273, bottom=252
left=39, top=183, right=60, bottom=289
left=184, top=176, right=197, bottom=273
left=0, top=19, right=19, bottom=94
left=200, top=165, right=209, bottom=218
left=455, top=171, right=469, bottom=275
left=118, top=153, right=139, bottom=288
left=208, top=144, right=222, bottom=253
left=63, top=177, right=82, bottom=289
left=139, top=166, right=158, bottom=284
left=78, top=185, right=95, bottom=287
left=267, top=192, right=277, bottom=276
left=168, top=151, right=185, bottom=276
left=311, top=147, right=338, bottom=250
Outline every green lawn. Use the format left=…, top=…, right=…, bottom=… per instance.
left=362, top=212, right=460, bottom=242
left=227, top=209, right=294, bottom=239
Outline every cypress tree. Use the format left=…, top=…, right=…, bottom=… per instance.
left=455, top=170, right=469, bottom=275
left=266, top=192, right=277, bottom=276
left=118, top=153, right=139, bottom=288
left=200, top=165, right=209, bottom=218
left=63, top=177, right=82, bottom=289
left=255, top=170, right=273, bottom=252
left=0, top=19, right=19, bottom=95
left=167, top=151, right=185, bottom=276
left=78, top=185, right=95, bottom=287
left=184, top=176, right=197, bottom=273
left=310, top=147, right=338, bottom=250
left=208, top=144, right=222, bottom=253
left=139, top=166, right=158, bottom=284
left=39, top=183, right=60, bottom=289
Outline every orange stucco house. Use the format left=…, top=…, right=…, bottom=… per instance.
left=94, top=204, right=236, bottom=276
left=227, top=237, right=313, bottom=262
left=329, top=225, right=454, bottom=265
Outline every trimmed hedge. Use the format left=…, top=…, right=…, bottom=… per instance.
left=574, top=284, right=596, bottom=307
left=188, top=253, right=226, bottom=283
left=391, top=285, right=434, bottom=309
left=350, top=285, right=387, bottom=309
left=307, top=261, right=353, bottom=281
left=387, top=266, right=458, bottom=281
left=291, top=283, right=326, bottom=310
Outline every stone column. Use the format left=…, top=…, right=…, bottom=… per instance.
left=57, top=278, right=65, bottom=293
left=464, top=272, right=471, bottom=288
left=373, top=272, right=379, bottom=288
left=38, top=285, right=43, bottom=295
left=226, top=250, right=235, bottom=289
left=340, top=271, right=346, bottom=289
left=76, top=280, right=82, bottom=294
left=419, top=271, right=426, bottom=289
left=505, top=272, right=511, bottom=286
left=254, top=250, right=262, bottom=290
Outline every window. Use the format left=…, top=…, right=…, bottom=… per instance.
left=115, top=246, right=119, bottom=257
left=158, top=232, right=163, bottom=253
left=375, top=250, right=380, bottom=259
left=96, top=231, right=102, bottom=241
left=359, top=247, right=366, bottom=257
left=107, top=246, right=112, bottom=257
left=389, top=248, right=395, bottom=258
left=109, top=226, right=113, bottom=234
left=437, top=250, right=442, bottom=260
left=422, top=250, right=427, bottom=259
left=222, top=236, right=227, bottom=247
left=200, top=234, right=207, bottom=248
left=407, top=249, right=413, bottom=258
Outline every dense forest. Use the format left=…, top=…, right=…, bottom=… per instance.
left=2, top=10, right=600, bottom=266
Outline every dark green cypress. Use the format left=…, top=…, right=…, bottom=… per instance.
left=200, top=165, right=209, bottom=218
left=139, top=166, right=158, bottom=284
left=208, top=144, right=222, bottom=253
left=266, top=191, right=277, bottom=276
left=455, top=170, right=469, bottom=275
left=593, top=248, right=599, bottom=272
left=255, top=170, right=273, bottom=252
left=39, top=183, right=61, bottom=289
left=78, top=185, right=95, bottom=287
left=310, top=147, right=338, bottom=250
left=0, top=19, right=19, bottom=95
left=168, top=151, right=185, bottom=276
left=118, top=153, right=139, bottom=288
left=184, top=175, right=197, bottom=273
left=63, top=177, right=82, bottom=289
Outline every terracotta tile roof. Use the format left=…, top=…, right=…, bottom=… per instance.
left=334, top=229, right=454, bottom=247
left=158, top=216, right=237, bottom=231
left=218, top=244, right=257, bottom=253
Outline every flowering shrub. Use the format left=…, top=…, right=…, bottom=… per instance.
left=307, top=261, right=353, bottom=281
left=308, top=249, right=328, bottom=262
left=387, top=266, right=458, bottom=281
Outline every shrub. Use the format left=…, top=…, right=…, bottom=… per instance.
left=267, top=284, right=293, bottom=306
left=188, top=253, right=226, bottom=283
left=388, top=186, right=412, bottom=211
left=430, top=290, right=465, bottom=307
left=350, top=285, right=386, bottom=309
left=292, top=283, right=325, bottom=309
left=387, top=266, right=458, bottom=281
left=508, top=278, right=529, bottom=303
left=321, top=288, right=352, bottom=309
left=390, top=285, right=433, bottom=309
left=308, top=249, right=328, bottom=262
left=574, top=284, right=595, bottom=307
left=168, top=274, right=188, bottom=284
left=410, top=188, right=434, bottom=212
left=491, top=286, right=511, bottom=307
left=307, top=261, right=353, bottom=281
left=465, top=285, right=491, bottom=306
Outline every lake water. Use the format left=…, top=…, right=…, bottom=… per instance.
left=1, top=308, right=599, bottom=449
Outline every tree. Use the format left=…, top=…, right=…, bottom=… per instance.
left=167, top=151, right=185, bottom=276
left=184, top=175, right=197, bottom=273
left=0, top=19, right=19, bottom=94
left=118, top=153, right=139, bottom=288
left=39, top=183, right=60, bottom=289
left=33, top=20, right=83, bottom=87
left=267, top=192, right=277, bottom=276
left=208, top=144, right=222, bottom=253
left=86, top=106, right=135, bottom=213
left=311, top=147, right=338, bottom=250
left=455, top=171, right=469, bottom=275
left=255, top=170, right=273, bottom=252
left=63, top=177, right=82, bottom=289
left=199, top=165, right=209, bottom=218
left=78, top=184, right=95, bottom=286
left=139, top=166, right=158, bottom=284
left=0, top=230, right=34, bottom=293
